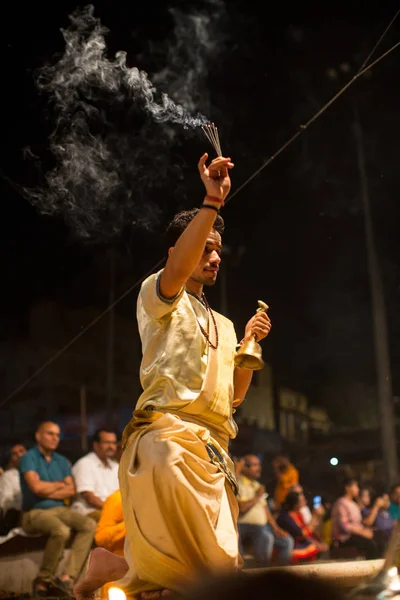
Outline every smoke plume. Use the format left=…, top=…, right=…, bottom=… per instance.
left=25, top=2, right=226, bottom=241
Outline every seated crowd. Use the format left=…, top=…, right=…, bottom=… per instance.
left=0, top=421, right=121, bottom=597
left=0, top=429, right=398, bottom=597
left=234, top=454, right=396, bottom=567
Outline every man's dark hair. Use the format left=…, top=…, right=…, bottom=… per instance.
left=343, top=477, right=358, bottom=492
left=92, top=428, right=118, bottom=444
left=390, top=483, right=400, bottom=494
left=165, top=209, right=224, bottom=252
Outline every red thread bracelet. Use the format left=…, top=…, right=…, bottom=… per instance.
left=205, top=195, right=224, bottom=206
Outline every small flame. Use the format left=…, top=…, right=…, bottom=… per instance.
left=108, top=587, right=127, bottom=600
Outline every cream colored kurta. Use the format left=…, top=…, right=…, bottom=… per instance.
left=118, top=270, right=241, bottom=597
left=136, top=270, right=238, bottom=447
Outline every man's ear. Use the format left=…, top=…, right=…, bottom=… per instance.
left=168, top=247, right=174, bottom=258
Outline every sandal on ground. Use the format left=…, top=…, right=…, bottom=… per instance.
left=32, top=577, right=52, bottom=598
left=48, top=577, right=74, bottom=597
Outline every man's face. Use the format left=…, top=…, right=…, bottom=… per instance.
left=188, top=230, right=222, bottom=288
left=9, top=444, right=27, bottom=468
left=93, top=431, right=118, bottom=462
left=243, top=456, right=262, bottom=480
left=382, top=493, right=390, bottom=510
left=360, top=489, right=371, bottom=507
left=36, top=423, right=60, bottom=452
left=391, top=486, right=400, bottom=505
left=348, top=481, right=360, bottom=499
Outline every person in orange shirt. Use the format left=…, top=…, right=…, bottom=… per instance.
left=95, top=490, right=126, bottom=556
left=273, top=457, right=299, bottom=507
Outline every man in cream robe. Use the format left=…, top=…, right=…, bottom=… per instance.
left=74, top=153, right=271, bottom=600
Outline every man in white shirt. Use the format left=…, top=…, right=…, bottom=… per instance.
left=0, top=444, right=27, bottom=512
left=0, top=444, right=27, bottom=535
left=238, top=455, right=294, bottom=566
left=71, top=429, right=119, bottom=521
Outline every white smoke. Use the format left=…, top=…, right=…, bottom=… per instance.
left=24, top=2, right=227, bottom=241
left=152, top=0, right=227, bottom=113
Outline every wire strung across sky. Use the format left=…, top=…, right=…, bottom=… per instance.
left=1, top=11, right=400, bottom=409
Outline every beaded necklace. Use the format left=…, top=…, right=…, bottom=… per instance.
left=187, top=290, right=219, bottom=350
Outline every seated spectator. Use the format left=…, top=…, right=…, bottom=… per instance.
left=389, top=483, right=400, bottom=521
left=288, top=484, right=325, bottom=543
left=331, top=478, right=379, bottom=559
left=0, top=444, right=27, bottom=535
left=277, top=491, right=328, bottom=562
left=6, top=443, right=27, bottom=471
left=358, top=487, right=371, bottom=512
left=19, top=421, right=96, bottom=596
left=71, top=428, right=119, bottom=522
left=272, top=456, right=299, bottom=508
left=238, top=455, right=294, bottom=566
left=95, top=490, right=125, bottom=555
left=361, top=492, right=393, bottom=555
left=289, top=483, right=312, bottom=524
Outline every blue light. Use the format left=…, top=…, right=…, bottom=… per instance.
left=330, top=457, right=339, bottom=466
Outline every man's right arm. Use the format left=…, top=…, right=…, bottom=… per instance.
left=23, top=471, right=65, bottom=498
left=238, top=485, right=265, bottom=514
left=159, top=154, right=233, bottom=299
left=363, top=498, right=384, bottom=527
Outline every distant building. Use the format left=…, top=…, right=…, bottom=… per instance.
left=236, top=365, right=275, bottom=430
left=236, top=365, right=331, bottom=446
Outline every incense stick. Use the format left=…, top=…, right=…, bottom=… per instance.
left=201, top=123, right=222, bottom=156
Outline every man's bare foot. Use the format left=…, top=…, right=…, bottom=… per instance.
left=140, top=591, right=175, bottom=599
left=73, top=548, right=129, bottom=600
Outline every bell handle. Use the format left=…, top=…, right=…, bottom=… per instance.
left=256, top=300, right=269, bottom=313
left=254, top=300, right=269, bottom=341
left=245, top=300, right=268, bottom=344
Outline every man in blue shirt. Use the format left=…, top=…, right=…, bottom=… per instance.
left=20, top=421, right=96, bottom=596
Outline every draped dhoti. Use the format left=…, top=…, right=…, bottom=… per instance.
left=118, top=410, right=240, bottom=597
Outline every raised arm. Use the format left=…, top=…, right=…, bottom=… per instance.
left=238, top=484, right=266, bottom=514
left=159, top=153, right=234, bottom=300
left=363, top=497, right=385, bottom=527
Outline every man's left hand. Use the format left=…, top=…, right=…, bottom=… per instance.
left=244, top=310, right=271, bottom=342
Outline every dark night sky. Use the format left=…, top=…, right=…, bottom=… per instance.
left=1, top=1, right=400, bottom=425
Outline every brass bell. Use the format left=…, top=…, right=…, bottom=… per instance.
left=234, top=300, right=269, bottom=371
